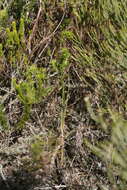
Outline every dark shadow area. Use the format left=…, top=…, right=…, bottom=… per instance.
left=0, top=169, right=40, bottom=190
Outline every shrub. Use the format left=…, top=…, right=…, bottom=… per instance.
left=85, top=98, right=127, bottom=190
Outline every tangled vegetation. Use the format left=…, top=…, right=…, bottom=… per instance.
left=0, top=0, right=127, bottom=189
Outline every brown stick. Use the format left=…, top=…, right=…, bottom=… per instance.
left=29, top=3, right=66, bottom=60
left=27, top=1, right=42, bottom=54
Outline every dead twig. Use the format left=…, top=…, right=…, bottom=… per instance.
left=29, top=2, right=66, bottom=59
left=27, top=0, right=42, bottom=54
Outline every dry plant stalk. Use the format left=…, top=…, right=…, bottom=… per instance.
left=60, top=109, right=65, bottom=167
left=27, top=0, right=42, bottom=54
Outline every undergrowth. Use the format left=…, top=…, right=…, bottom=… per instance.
left=0, top=0, right=127, bottom=189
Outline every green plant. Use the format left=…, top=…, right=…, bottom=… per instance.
left=84, top=98, right=127, bottom=190
left=0, top=8, right=8, bottom=27
left=0, top=103, right=8, bottom=130
left=5, top=17, right=27, bottom=67
left=50, top=47, right=70, bottom=74
left=13, top=65, right=51, bottom=129
left=29, top=133, right=59, bottom=172
left=51, top=47, right=70, bottom=166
